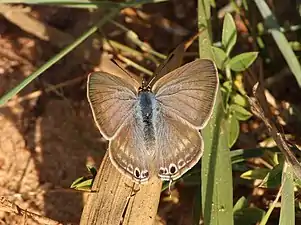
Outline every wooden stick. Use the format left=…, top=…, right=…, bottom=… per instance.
left=79, top=153, right=162, bottom=225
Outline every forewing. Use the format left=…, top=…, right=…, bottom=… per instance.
left=87, top=72, right=139, bottom=139
left=152, top=59, right=218, bottom=129
left=109, top=114, right=151, bottom=183
left=154, top=109, right=203, bottom=181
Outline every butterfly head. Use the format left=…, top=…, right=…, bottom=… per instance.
left=138, top=79, right=152, bottom=93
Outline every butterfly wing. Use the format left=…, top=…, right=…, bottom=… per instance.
left=152, top=59, right=218, bottom=129
left=88, top=72, right=150, bottom=182
left=151, top=59, right=218, bottom=180
left=87, top=71, right=140, bottom=139
left=109, top=111, right=151, bottom=183
left=154, top=109, right=203, bottom=180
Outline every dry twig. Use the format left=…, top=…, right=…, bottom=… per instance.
left=0, top=197, right=62, bottom=225
left=247, top=83, right=301, bottom=179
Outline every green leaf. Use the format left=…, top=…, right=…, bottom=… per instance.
left=0, top=0, right=168, bottom=8
left=221, top=80, right=232, bottom=106
left=234, top=207, right=266, bottom=225
left=222, top=13, right=237, bottom=55
left=71, top=165, right=97, bottom=191
left=226, top=113, right=240, bottom=148
left=230, top=104, right=252, bottom=121
left=70, top=177, right=93, bottom=191
left=228, top=52, right=258, bottom=72
left=233, top=196, right=248, bottom=212
left=212, top=46, right=228, bottom=70
left=201, top=92, right=234, bottom=225
left=231, top=93, right=249, bottom=108
left=279, top=164, right=295, bottom=225
left=241, top=168, right=270, bottom=180
left=198, top=0, right=214, bottom=60
left=230, top=148, right=265, bottom=164
left=87, top=165, right=98, bottom=178
left=199, top=2, right=233, bottom=224
left=233, top=198, right=266, bottom=224
left=261, top=164, right=283, bottom=188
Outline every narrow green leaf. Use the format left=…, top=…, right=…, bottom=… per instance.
left=261, top=164, right=282, bottom=188
left=259, top=191, right=281, bottom=225
left=201, top=92, right=234, bottom=225
left=241, top=168, right=270, bottom=180
left=233, top=196, right=248, bottom=212
left=254, top=0, right=301, bottom=87
left=198, top=0, right=213, bottom=59
left=199, top=2, right=233, bottom=224
left=212, top=46, right=228, bottom=70
left=222, top=13, right=237, bottom=55
left=230, top=104, right=252, bottom=121
left=230, top=148, right=265, bottom=164
left=279, top=164, right=295, bottom=225
left=0, top=9, right=119, bottom=106
left=0, top=0, right=168, bottom=8
left=71, top=178, right=93, bottom=191
left=199, top=2, right=232, bottom=224
left=228, top=52, right=258, bottom=72
left=227, top=113, right=239, bottom=148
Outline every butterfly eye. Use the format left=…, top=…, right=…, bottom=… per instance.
left=169, top=164, right=178, bottom=174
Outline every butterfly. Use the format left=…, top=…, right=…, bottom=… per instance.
left=87, top=59, right=218, bottom=183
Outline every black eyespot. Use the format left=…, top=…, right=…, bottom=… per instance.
left=144, top=171, right=149, bottom=177
left=159, top=168, right=165, bottom=174
left=135, top=168, right=140, bottom=178
left=170, top=165, right=176, bottom=174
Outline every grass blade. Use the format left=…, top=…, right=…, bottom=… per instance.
left=259, top=185, right=282, bottom=225
left=201, top=92, right=234, bottom=225
left=198, top=1, right=233, bottom=224
left=254, top=0, right=301, bottom=87
left=279, top=164, right=295, bottom=225
left=198, top=0, right=213, bottom=59
left=0, top=0, right=168, bottom=8
left=0, top=9, right=119, bottom=106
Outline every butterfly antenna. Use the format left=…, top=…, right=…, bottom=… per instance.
left=98, top=25, right=120, bottom=56
left=110, top=58, right=141, bottom=85
left=98, top=27, right=137, bottom=81
left=110, top=58, right=131, bottom=75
